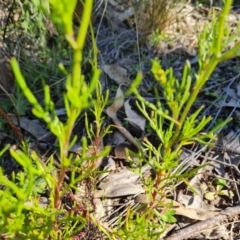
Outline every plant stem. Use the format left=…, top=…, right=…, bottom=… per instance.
left=54, top=1, right=94, bottom=209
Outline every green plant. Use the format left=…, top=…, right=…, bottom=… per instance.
left=0, top=0, right=240, bottom=239
left=129, top=0, right=239, bottom=232
left=0, top=0, right=113, bottom=238
left=116, top=210, right=167, bottom=240
left=204, top=178, right=234, bottom=200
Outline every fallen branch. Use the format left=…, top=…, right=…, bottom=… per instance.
left=165, top=205, right=240, bottom=240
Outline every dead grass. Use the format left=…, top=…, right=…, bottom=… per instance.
left=132, top=0, right=180, bottom=36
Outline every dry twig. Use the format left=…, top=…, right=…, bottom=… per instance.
left=165, top=205, right=240, bottom=240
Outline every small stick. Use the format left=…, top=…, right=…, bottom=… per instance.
left=165, top=205, right=240, bottom=240
left=0, top=106, right=23, bottom=142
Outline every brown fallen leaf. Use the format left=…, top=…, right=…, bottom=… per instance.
left=10, top=117, right=49, bottom=140
left=94, top=183, right=144, bottom=198
left=124, top=99, right=146, bottom=131
left=106, top=86, right=124, bottom=119
left=134, top=196, right=219, bottom=221
left=106, top=86, right=138, bottom=147
left=102, top=64, right=129, bottom=86
left=98, top=169, right=140, bottom=190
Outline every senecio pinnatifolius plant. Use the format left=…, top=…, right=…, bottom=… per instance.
left=0, top=0, right=239, bottom=239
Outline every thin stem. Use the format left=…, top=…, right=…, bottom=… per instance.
left=54, top=1, right=94, bottom=209
left=72, top=0, right=93, bottom=89
left=215, top=0, right=232, bottom=55
left=54, top=166, right=67, bottom=209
